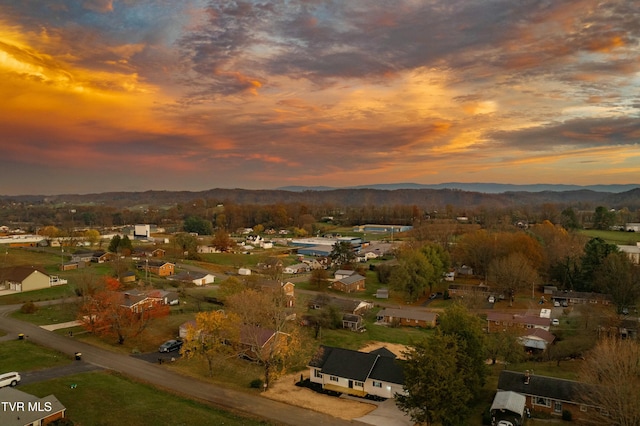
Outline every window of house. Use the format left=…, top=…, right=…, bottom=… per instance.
left=580, top=405, right=587, bottom=413
left=329, top=376, right=339, bottom=382
left=372, top=381, right=382, bottom=388
left=314, top=369, right=323, bottom=378
left=354, top=381, right=363, bottom=387
left=534, top=397, right=551, bottom=407
left=554, top=401, right=562, bottom=413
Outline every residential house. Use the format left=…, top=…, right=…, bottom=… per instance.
left=132, top=247, right=165, bottom=258
left=308, top=345, right=405, bottom=399
left=91, top=251, right=113, bottom=263
left=197, top=245, right=221, bottom=254
left=0, top=266, right=58, bottom=292
left=490, top=390, right=526, bottom=426
left=334, top=269, right=356, bottom=280
left=518, top=328, right=556, bottom=353
left=0, top=387, right=66, bottom=426
left=342, top=314, right=365, bottom=331
left=257, top=279, right=296, bottom=308
left=375, top=288, right=389, bottom=299
left=166, top=271, right=215, bottom=286
left=331, top=273, right=366, bottom=293
left=486, top=312, right=551, bottom=332
left=283, top=263, right=310, bottom=274
left=618, top=242, right=640, bottom=265
left=447, top=283, right=491, bottom=299
left=376, top=308, right=438, bottom=328
left=138, top=259, right=175, bottom=276
left=119, top=289, right=178, bottom=312
left=71, top=250, right=95, bottom=263
left=550, top=290, right=612, bottom=306
left=308, top=295, right=373, bottom=316
left=497, top=370, right=598, bottom=423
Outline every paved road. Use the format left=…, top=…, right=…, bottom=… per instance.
left=0, top=303, right=362, bottom=426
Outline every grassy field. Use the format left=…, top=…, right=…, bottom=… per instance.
left=11, top=301, right=80, bottom=325
left=19, top=371, right=274, bottom=426
left=579, top=229, right=640, bottom=245
left=0, top=339, right=72, bottom=371
left=0, top=285, right=77, bottom=305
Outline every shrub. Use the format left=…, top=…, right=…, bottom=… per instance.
left=249, top=379, right=263, bottom=389
left=20, top=301, right=38, bottom=314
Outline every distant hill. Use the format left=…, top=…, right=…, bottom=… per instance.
left=277, top=182, right=640, bottom=194
left=2, top=185, right=640, bottom=211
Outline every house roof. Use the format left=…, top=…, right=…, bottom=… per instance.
left=0, top=387, right=66, bottom=426
left=167, top=271, right=210, bottom=281
left=521, top=327, right=556, bottom=344
left=497, top=370, right=589, bottom=404
left=377, top=308, right=438, bottom=322
left=491, top=390, right=526, bottom=417
left=487, top=312, right=551, bottom=327
left=0, top=266, right=49, bottom=282
left=337, top=274, right=365, bottom=285
left=335, top=269, right=356, bottom=277
left=309, top=345, right=404, bottom=385
left=368, top=346, right=398, bottom=359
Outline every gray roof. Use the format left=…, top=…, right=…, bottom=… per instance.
left=491, top=390, right=526, bottom=417
left=0, top=387, right=65, bottom=426
left=309, top=345, right=404, bottom=385
left=497, top=370, right=590, bottom=404
left=377, top=308, right=438, bottom=322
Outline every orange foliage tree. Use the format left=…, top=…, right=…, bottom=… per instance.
left=77, top=277, right=169, bottom=344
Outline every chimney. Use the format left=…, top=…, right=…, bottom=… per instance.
left=524, top=370, right=530, bottom=385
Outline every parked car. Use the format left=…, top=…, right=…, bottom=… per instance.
left=488, top=296, right=495, bottom=303
left=158, top=339, right=183, bottom=353
left=552, top=319, right=560, bottom=326
left=0, top=372, right=21, bottom=388
left=497, top=421, right=514, bottom=426
left=553, top=301, right=561, bottom=307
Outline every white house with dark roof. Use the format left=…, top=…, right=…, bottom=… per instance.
left=308, top=345, right=405, bottom=399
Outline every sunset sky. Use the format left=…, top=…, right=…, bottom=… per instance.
left=1, top=0, right=639, bottom=195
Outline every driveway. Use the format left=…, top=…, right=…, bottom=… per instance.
left=353, top=398, right=413, bottom=426
left=0, top=303, right=362, bottom=426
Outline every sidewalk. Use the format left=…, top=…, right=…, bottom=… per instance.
left=40, top=320, right=81, bottom=331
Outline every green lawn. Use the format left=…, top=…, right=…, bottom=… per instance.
left=0, top=339, right=72, bottom=371
left=0, top=285, right=77, bottom=305
left=11, top=302, right=80, bottom=325
left=19, top=371, right=274, bottom=426
left=579, top=229, right=640, bottom=245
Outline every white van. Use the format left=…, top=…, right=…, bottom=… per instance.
left=0, top=372, right=21, bottom=388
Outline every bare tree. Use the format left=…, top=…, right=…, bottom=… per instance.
left=489, top=252, right=539, bottom=306
left=580, top=338, right=640, bottom=426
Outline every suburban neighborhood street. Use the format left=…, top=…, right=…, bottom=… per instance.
left=0, top=303, right=364, bottom=426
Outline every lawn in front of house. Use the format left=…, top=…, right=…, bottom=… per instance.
left=19, top=370, right=274, bottom=426
left=10, top=301, right=80, bottom=325
left=0, top=339, right=72, bottom=371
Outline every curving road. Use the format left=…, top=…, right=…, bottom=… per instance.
left=0, top=303, right=362, bottom=426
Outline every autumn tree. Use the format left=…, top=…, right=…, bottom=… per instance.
left=389, top=243, right=448, bottom=302
left=173, top=232, right=199, bottom=259
left=83, top=229, right=100, bottom=246
left=181, top=310, right=241, bottom=377
left=77, top=277, right=169, bottom=344
left=225, top=288, right=301, bottom=388
left=485, top=330, right=526, bottom=365
left=488, top=252, right=540, bottom=305
left=211, top=228, right=234, bottom=252
left=397, top=332, right=474, bottom=426
left=580, top=338, right=640, bottom=425
left=309, top=268, right=329, bottom=292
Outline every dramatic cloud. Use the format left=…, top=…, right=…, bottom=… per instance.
left=0, top=0, right=638, bottom=195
